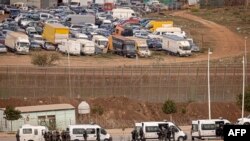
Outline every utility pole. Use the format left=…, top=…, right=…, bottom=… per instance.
left=208, top=48, right=212, bottom=120
left=242, top=56, right=245, bottom=122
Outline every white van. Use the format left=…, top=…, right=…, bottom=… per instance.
left=154, top=27, right=186, bottom=38
left=66, top=124, right=112, bottom=141
left=136, top=121, right=187, bottom=141
left=92, top=35, right=108, bottom=54
left=191, top=119, right=230, bottom=140
left=112, top=8, right=136, bottom=19
left=16, top=124, right=48, bottom=141
left=39, top=13, right=54, bottom=20
left=237, top=115, right=250, bottom=125
left=58, top=39, right=81, bottom=55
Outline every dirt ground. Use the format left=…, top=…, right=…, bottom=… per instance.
left=0, top=96, right=245, bottom=128
left=0, top=10, right=248, bottom=67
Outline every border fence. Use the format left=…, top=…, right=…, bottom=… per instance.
left=0, top=63, right=249, bottom=103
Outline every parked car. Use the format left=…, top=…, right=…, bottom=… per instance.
left=147, top=38, right=162, bottom=50
left=29, top=41, right=41, bottom=51
left=42, top=42, right=56, bottom=51
left=0, top=43, right=7, bottom=53
left=134, top=30, right=149, bottom=39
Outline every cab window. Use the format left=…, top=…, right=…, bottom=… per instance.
left=34, top=129, right=38, bottom=135
left=101, top=128, right=107, bottom=135
left=192, top=124, right=198, bottom=131
left=86, top=128, right=95, bottom=134
left=23, top=128, right=32, bottom=134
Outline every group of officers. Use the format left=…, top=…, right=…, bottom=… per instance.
left=131, top=124, right=176, bottom=141
left=43, top=129, right=101, bottom=141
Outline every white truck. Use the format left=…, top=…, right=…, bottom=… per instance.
left=126, top=37, right=151, bottom=57
left=162, top=35, right=191, bottom=57
left=79, top=39, right=95, bottom=55
left=5, top=31, right=30, bottom=54
left=66, top=124, right=112, bottom=141
left=58, top=39, right=81, bottom=55
left=135, top=121, right=187, bottom=141
left=191, top=119, right=230, bottom=140
left=92, top=35, right=108, bottom=54
left=16, top=124, right=48, bottom=141
left=236, top=115, right=250, bottom=125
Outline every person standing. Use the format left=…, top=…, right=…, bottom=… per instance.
left=96, top=128, right=100, bottom=141
left=83, top=129, right=88, bottom=141
left=170, top=126, right=175, bottom=141
left=131, top=129, right=136, bottom=141
left=139, top=128, right=144, bottom=141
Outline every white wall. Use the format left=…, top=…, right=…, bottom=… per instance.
left=0, top=109, right=76, bottom=132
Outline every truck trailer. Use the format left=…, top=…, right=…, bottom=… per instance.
left=162, top=35, right=191, bottom=57
left=42, top=23, right=69, bottom=45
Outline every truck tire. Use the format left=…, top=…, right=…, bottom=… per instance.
left=244, top=122, right=250, bottom=125
left=192, top=136, right=194, bottom=140
left=178, top=137, right=184, bottom=141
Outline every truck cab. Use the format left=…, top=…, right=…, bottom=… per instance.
left=92, top=35, right=108, bottom=54
left=110, top=36, right=136, bottom=58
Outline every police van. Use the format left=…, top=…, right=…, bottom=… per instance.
left=16, top=124, right=48, bottom=141
left=66, top=124, right=112, bottom=141
left=135, top=121, right=187, bottom=141
left=191, top=119, right=230, bottom=140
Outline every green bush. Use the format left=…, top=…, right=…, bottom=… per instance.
left=237, top=87, right=250, bottom=112
left=190, top=8, right=199, bottom=13
left=162, top=100, right=177, bottom=114
left=91, top=106, right=104, bottom=116
left=31, top=53, right=60, bottom=66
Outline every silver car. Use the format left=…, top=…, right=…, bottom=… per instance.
left=0, top=43, right=7, bottom=53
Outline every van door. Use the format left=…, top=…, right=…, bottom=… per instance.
left=143, top=125, right=159, bottom=139
left=100, top=128, right=108, bottom=140
left=199, top=123, right=216, bottom=138
left=86, top=128, right=96, bottom=140
left=191, top=123, right=199, bottom=139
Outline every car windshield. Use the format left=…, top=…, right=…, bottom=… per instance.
left=0, top=45, right=5, bottom=48
left=125, top=44, right=135, bottom=51
left=34, top=37, right=43, bottom=41
left=99, top=41, right=107, bottom=46
left=180, top=46, right=190, bottom=51
left=19, top=42, right=29, bottom=47
left=139, top=46, right=148, bottom=50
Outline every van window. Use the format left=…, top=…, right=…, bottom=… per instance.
left=41, top=14, right=47, bottom=18
left=192, top=124, right=198, bottom=131
left=201, top=124, right=216, bottom=130
left=34, top=129, right=38, bottom=135
left=101, top=128, right=107, bottom=135
left=145, top=126, right=159, bottom=132
left=23, top=128, right=32, bottom=134
left=73, top=128, right=85, bottom=134
left=86, top=128, right=95, bottom=134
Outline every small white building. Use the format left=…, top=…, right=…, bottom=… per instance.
left=0, top=104, right=76, bottom=131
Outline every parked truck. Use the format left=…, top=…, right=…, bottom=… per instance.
left=126, top=37, right=151, bottom=57
left=162, top=35, right=191, bottom=56
left=64, top=14, right=96, bottom=25
left=108, top=35, right=136, bottom=58
left=42, top=23, right=69, bottom=45
left=92, top=35, right=108, bottom=54
left=78, top=39, right=95, bottom=55
left=145, top=20, right=173, bottom=32
left=5, top=31, right=30, bottom=54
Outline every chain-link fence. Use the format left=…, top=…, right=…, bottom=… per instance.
left=0, top=62, right=249, bottom=103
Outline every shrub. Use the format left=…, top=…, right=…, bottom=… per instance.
left=91, top=106, right=104, bottom=116
left=237, top=87, right=250, bottom=112
left=190, top=7, right=199, bottom=13
left=181, top=108, right=186, bottom=114
left=31, top=53, right=60, bottom=66
left=162, top=100, right=177, bottom=114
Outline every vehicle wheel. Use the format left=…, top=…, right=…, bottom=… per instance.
left=244, top=122, right=250, bottom=125
left=104, top=139, right=109, bottom=141
left=178, top=137, right=184, bottom=141
left=74, top=139, right=79, bottom=141
left=177, top=52, right=181, bottom=57
left=192, top=136, right=194, bottom=140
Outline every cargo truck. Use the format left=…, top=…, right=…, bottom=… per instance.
left=63, top=14, right=96, bottom=25
left=108, top=35, right=136, bottom=58
left=5, top=31, right=30, bottom=54
left=162, top=35, right=191, bottom=56
left=92, top=35, right=108, bottom=54
left=42, top=23, right=69, bottom=45
left=145, top=20, right=173, bottom=32
left=58, top=39, right=81, bottom=55
left=126, top=37, right=151, bottom=57
left=78, top=39, right=95, bottom=55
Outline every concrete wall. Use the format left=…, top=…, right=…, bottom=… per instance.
left=0, top=109, right=76, bottom=132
